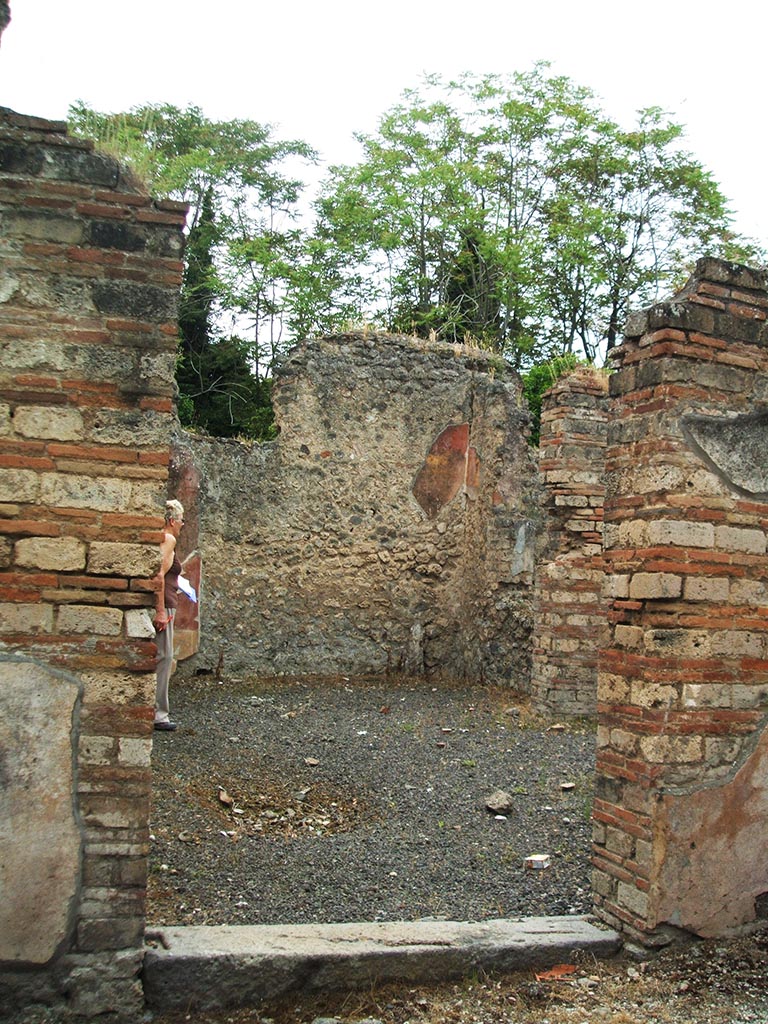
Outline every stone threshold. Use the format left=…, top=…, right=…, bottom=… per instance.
left=142, top=915, right=621, bottom=1012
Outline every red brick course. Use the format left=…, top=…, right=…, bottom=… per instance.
left=595, top=258, right=768, bottom=941
left=0, top=107, right=186, bottom=1006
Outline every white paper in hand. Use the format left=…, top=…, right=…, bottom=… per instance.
left=177, top=574, right=197, bottom=603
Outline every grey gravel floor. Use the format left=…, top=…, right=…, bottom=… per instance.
left=148, top=675, right=595, bottom=927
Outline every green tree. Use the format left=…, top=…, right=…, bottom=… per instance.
left=68, top=101, right=315, bottom=438
left=312, top=68, right=761, bottom=366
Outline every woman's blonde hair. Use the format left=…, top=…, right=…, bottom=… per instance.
left=164, top=499, right=185, bottom=524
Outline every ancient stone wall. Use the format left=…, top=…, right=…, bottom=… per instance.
left=594, top=258, right=768, bottom=940
left=531, top=369, right=609, bottom=715
left=0, top=107, right=185, bottom=1015
left=172, top=333, right=540, bottom=687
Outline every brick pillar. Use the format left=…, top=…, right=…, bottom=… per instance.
left=594, top=258, right=768, bottom=941
left=532, top=368, right=608, bottom=715
left=0, top=109, right=186, bottom=1015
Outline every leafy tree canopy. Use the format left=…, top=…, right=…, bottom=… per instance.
left=69, top=71, right=765, bottom=438
left=313, top=67, right=762, bottom=367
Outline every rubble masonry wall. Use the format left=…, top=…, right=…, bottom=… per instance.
left=172, top=333, right=541, bottom=687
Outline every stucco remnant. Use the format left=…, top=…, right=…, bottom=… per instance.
left=0, top=660, right=81, bottom=964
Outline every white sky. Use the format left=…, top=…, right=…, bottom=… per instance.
left=1, top=0, right=766, bottom=249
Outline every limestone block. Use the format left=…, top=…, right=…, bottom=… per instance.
left=634, top=464, right=686, bottom=495
left=711, top=630, right=763, bottom=658
left=87, top=541, right=159, bottom=578
left=682, top=682, right=733, bottom=709
left=730, top=579, right=767, bottom=605
left=714, top=525, right=766, bottom=555
left=13, top=405, right=84, bottom=441
left=629, top=572, right=682, bottom=600
left=602, top=574, right=629, bottom=599
left=0, top=402, right=10, bottom=436
left=614, top=625, right=643, bottom=649
left=0, top=659, right=82, bottom=963
left=40, top=473, right=133, bottom=512
left=630, top=680, right=677, bottom=708
left=616, top=881, right=649, bottom=919
left=683, top=410, right=768, bottom=496
left=118, top=737, right=152, bottom=767
left=131, top=480, right=170, bottom=514
left=0, top=467, right=40, bottom=503
left=79, top=669, right=155, bottom=706
left=4, top=210, right=84, bottom=243
left=57, top=605, right=123, bottom=636
left=617, top=519, right=648, bottom=546
left=646, top=520, right=714, bottom=548
left=731, top=683, right=768, bottom=709
left=0, top=601, right=53, bottom=634
left=15, top=536, right=87, bottom=571
left=609, top=728, right=639, bottom=755
left=605, top=825, right=635, bottom=858
left=639, top=734, right=703, bottom=764
left=643, top=629, right=710, bottom=658
left=78, top=735, right=115, bottom=766
left=683, top=577, right=730, bottom=603
left=597, top=672, right=630, bottom=703
left=125, top=608, right=155, bottom=638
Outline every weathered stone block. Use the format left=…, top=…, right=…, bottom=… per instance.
left=87, top=541, right=159, bottom=577
left=639, top=734, right=703, bottom=764
left=125, top=608, right=155, bottom=638
left=597, top=672, right=630, bottom=703
left=14, top=536, right=87, bottom=571
left=0, top=660, right=82, bottom=963
left=118, top=737, right=152, bottom=767
left=0, top=602, right=54, bottom=634
left=646, top=520, right=714, bottom=548
left=711, top=630, right=763, bottom=658
left=614, top=625, right=643, bottom=649
left=643, top=629, right=710, bottom=658
left=602, top=574, right=629, bottom=599
left=57, top=605, right=123, bottom=635
left=0, top=467, right=40, bottom=503
left=78, top=734, right=116, bottom=766
left=629, top=573, right=682, bottom=600
left=714, top=525, right=766, bottom=554
left=4, top=209, right=85, bottom=244
left=42, top=147, right=120, bottom=187
left=13, top=405, right=84, bottom=441
left=616, top=881, right=649, bottom=918
left=683, top=577, right=730, bottom=602
left=91, top=281, right=179, bottom=323
left=40, top=472, right=134, bottom=511
left=79, top=669, right=155, bottom=706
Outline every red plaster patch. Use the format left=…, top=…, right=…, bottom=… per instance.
left=412, top=423, right=480, bottom=518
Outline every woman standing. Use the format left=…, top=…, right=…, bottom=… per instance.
left=154, top=499, right=184, bottom=731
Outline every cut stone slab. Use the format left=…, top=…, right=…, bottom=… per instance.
left=0, top=659, right=82, bottom=963
left=143, top=916, right=621, bottom=1012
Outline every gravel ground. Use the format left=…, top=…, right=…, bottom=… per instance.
left=147, top=675, right=768, bottom=1024
left=148, top=674, right=595, bottom=926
